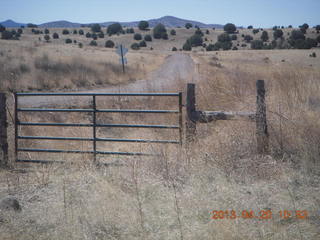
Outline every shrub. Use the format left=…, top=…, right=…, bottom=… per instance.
left=223, top=23, right=236, bottom=33
left=170, top=29, right=176, bottom=35
left=153, top=23, right=167, bottom=39
left=187, top=34, right=203, bottom=47
left=218, top=33, right=231, bottom=42
left=65, top=38, right=72, bottom=44
left=138, top=21, right=149, bottom=30
left=290, top=30, right=306, bottom=41
left=288, top=25, right=293, bottom=28
left=299, top=27, right=307, bottom=34
left=73, top=40, right=77, bottom=43
left=273, top=29, right=283, bottom=39
left=315, top=25, right=320, bottom=31
left=62, top=29, right=69, bottom=35
left=127, top=28, right=134, bottom=34
left=107, top=23, right=123, bottom=35
left=231, top=34, right=237, bottom=40
left=185, top=23, right=193, bottom=29
left=172, top=47, right=177, bottom=51
left=44, top=35, right=50, bottom=42
left=306, top=38, right=318, bottom=48
left=79, top=29, right=84, bottom=35
left=195, top=29, right=204, bottom=36
left=92, top=33, right=98, bottom=40
left=105, top=40, right=115, bottom=48
left=91, top=24, right=101, bottom=33
left=317, top=35, right=320, bottom=43
left=144, top=34, right=152, bottom=41
left=232, top=46, right=238, bottom=50
left=247, top=25, right=253, bottom=29
left=131, top=43, right=140, bottom=50
left=78, top=43, right=83, bottom=48
left=86, top=32, right=92, bottom=38
left=206, top=44, right=215, bottom=51
left=98, top=32, right=104, bottom=38
left=220, top=41, right=232, bottom=50
left=52, top=32, right=59, bottom=39
left=89, top=40, right=97, bottom=46
left=139, top=40, right=147, bottom=47
left=251, top=40, right=264, bottom=49
left=17, top=28, right=23, bottom=34
left=1, top=31, right=13, bottom=40
left=183, top=42, right=192, bottom=51
left=261, top=31, right=269, bottom=42
left=161, top=33, right=168, bottom=40
left=27, top=23, right=37, bottom=28
left=44, top=28, right=49, bottom=34
left=244, top=35, right=253, bottom=42
left=206, top=29, right=209, bottom=34
left=134, top=33, right=142, bottom=40
left=252, top=29, right=259, bottom=34
left=73, top=29, right=78, bottom=34
left=0, top=24, right=5, bottom=32
left=299, top=23, right=309, bottom=30
left=241, top=43, right=247, bottom=47
left=310, top=52, right=316, bottom=58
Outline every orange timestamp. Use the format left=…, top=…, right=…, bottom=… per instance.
left=211, top=210, right=309, bottom=220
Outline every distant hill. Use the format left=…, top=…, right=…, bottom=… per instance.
left=0, top=16, right=224, bottom=29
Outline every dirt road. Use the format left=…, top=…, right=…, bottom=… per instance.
left=19, top=53, right=196, bottom=107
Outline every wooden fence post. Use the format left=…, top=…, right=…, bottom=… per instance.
left=186, top=83, right=196, bottom=143
left=256, top=80, right=269, bottom=154
left=0, top=93, right=9, bottom=166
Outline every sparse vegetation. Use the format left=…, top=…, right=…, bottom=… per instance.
left=134, top=33, right=142, bottom=40
left=185, top=23, right=193, bottom=29
left=138, top=20, right=149, bottom=30
left=131, top=42, right=140, bottom=50
left=62, top=29, right=70, bottom=35
left=89, top=40, right=98, bottom=46
left=65, top=38, right=72, bottom=44
left=52, top=32, right=59, bottom=39
left=153, top=23, right=167, bottom=39
left=144, top=34, right=152, bottom=41
left=107, top=23, right=123, bottom=35
left=91, top=23, right=101, bottom=33
left=105, top=40, right=115, bottom=48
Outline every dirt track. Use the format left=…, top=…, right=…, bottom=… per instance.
left=19, top=53, right=196, bottom=107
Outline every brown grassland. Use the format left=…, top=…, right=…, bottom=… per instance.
left=0, top=27, right=320, bottom=239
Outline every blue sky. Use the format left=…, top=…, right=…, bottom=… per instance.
left=1, top=0, right=319, bottom=27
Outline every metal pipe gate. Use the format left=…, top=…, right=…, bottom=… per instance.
left=15, top=92, right=183, bottom=163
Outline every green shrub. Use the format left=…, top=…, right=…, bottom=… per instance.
left=78, top=43, right=83, bottom=48
left=17, top=28, right=23, bottom=34
left=185, top=23, right=192, bottom=29
left=183, top=42, right=192, bottom=51
left=138, top=21, right=149, bottom=30
left=1, top=30, right=14, bottom=40
left=232, top=46, right=238, bottom=50
left=273, top=29, right=283, bottom=39
left=218, top=33, right=231, bottom=42
left=153, top=23, right=167, bottom=39
left=86, top=32, right=91, bottom=38
left=220, top=41, right=232, bottom=50
left=105, top=40, right=115, bottom=48
left=261, top=31, right=269, bottom=42
left=144, top=34, right=152, bottom=41
left=79, top=29, right=84, bottom=35
left=223, top=23, right=236, bottom=33
left=299, top=23, right=309, bottom=30
left=27, top=23, right=37, bottom=28
left=92, top=33, right=97, bottom=40
left=139, top=40, right=147, bottom=47
left=131, top=43, right=140, bottom=50
left=134, top=33, right=142, bottom=40
left=44, top=35, right=50, bottom=42
left=172, top=47, right=177, bottom=51
left=206, top=44, right=215, bottom=51
left=317, top=35, right=320, bottom=43
left=315, top=25, right=320, bottom=31
left=98, top=32, right=104, bottom=38
left=91, top=24, right=101, bottom=32
left=107, top=23, right=123, bottom=35
left=0, top=24, right=5, bottom=32
left=126, top=28, right=134, bottom=34
left=187, top=34, right=203, bottom=47
left=231, top=34, right=237, bottom=40
left=65, top=38, right=72, bottom=44
left=247, top=25, right=253, bottom=29
left=290, top=30, right=306, bottom=41
left=89, top=40, right=97, bottom=46
left=244, top=35, right=253, bottom=42
left=44, top=28, right=49, bottom=34
left=252, top=29, right=259, bottom=34
left=251, top=40, right=264, bottom=49
left=52, top=33, right=59, bottom=39
left=206, top=29, right=209, bottom=34
left=161, top=33, right=168, bottom=40
left=170, top=29, right=176, bottom=35
left=73, top=40, right=77, bottom=43
left=62, top=29, right=69, bottom=35
left=288, top=25, right=293, bottom=28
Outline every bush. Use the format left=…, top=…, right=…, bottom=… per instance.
left=0, top=24, right=5, bottom=32
left=185, top=23, right=193, bottom=29
left=17, top=28, right=23, bottom=34
left=251, top=40, right=264, bottom=49
left=105, top=40, right=115, bottom=48
left=91, top=24, right=101, bottom=33
left=299, top=27, right=307, bottom=34
left=306, top=38, right=318, bottom=48
left=223, top=23, right=236, bottom=33
left=206, top=44, right=215, bottom=51
left=1, top=31, right=14, bottom=40
left=98, top=32, right=104, bottom=38
left=107, top=23, right=123, bottom=35
left=172, top=47, right=177, bottom=51
left=206, top=29, right=210, bottom=34
left=27, top=23, right=37, bottom=28
left=161, top=33, right=168, bottom=40
left=78, top=43, right=83, bottom=48
left=315, top=25, right=320, bottom=31
left=317, top=35, right=320, bottom=43
left=183, top=42, right=192, bottom=51
left=89, top=40, right=97, bottom=46
left=187, top=34, right=203, bottom=47
left=144, top=34, right=152, bottom=41
left=170, top=29, right=176, bottom=36
left=273, top=29, right=283, bottom=39
left=218, top=33, right=231, bottom=42
left=92, top=33, right=98, bottom=40
left=79, top=29, right=84, bottom=35
left=52, top=33, right=59, bottom=39
left=231, top=34, right=237, bottom=40
left=244, top=35, right=253, bottom=42
left=220, top=41, right=232, bottom=50
left=139, top=40, right=147, bottom=47
left=300, top=23, right=309, bottom=30
left=138, top=21, right=149, bottom=30
left=73, top=40, right=77, bottom=43
left=288, top=25, right=293, bottom=28
left=126, top=28, right=134, bottom=34
left=290, top=30, right=306, bottom=41
left=252, top=29, right=259, bottom=34
left=131, top=43, right=140, bottom=50
left=247, top=25, right=253, bottom=29
left=261, top=31, right=269, bottom=42
left=62, top=29, right=69, bottom=35
left=65, top=38, right=72, bottom=44
left=232, top=46, right=238, bottom=50
left=134, top=33, right=142, bottom=40
left=86, top=32, right=92, bottom=38
left=310, top=52, right=316, bottom=58
left=44, top=28, right=49, bottom=34
left=44, top=35, right=50, bottom=42
left=153, top=23, right=167, bottom=39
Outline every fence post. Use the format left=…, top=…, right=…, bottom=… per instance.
left=256, top=80, right=269, bottom=154
left=0, top=93, right=9, bottom=166
left=186, top=83, right=196, bottom=143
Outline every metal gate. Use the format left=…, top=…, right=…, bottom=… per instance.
left=14, top=92, right=183, bottom=163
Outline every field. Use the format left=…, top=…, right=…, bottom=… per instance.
left=1, top=26, right=320, bottom=240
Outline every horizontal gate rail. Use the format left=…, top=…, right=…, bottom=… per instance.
left=16, top=92, right=180, bottom=97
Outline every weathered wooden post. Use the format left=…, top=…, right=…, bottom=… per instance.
left=0, top=93, right=9, bottom=166
left=186, top=83, right=197, bottom=143
left=256, top=80, right=269, bottom=154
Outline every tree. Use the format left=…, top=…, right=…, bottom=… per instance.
left=44, top=28, right=49, bottom=34
left=195, top=29, right=203, bottom=36
left=231, top=34, right=237, bottom=40
left=170, top=29, right=176, bottom=35
left=251, top=40, right=264, bottom=49
left=273, top=29, right=283, bottom=40
left=300, top=23, right=309, bottom=30
left=79, top=29, right=84, bottom=35
left=73, top=29, right=78, bottom=34
left=91, top=24, right=101, bottom=32
left=261, top=31, right=269, bottom=42
left=98, top=32, right=104, bottom=38
left=206, top=44, right=215, bottom=51
left=252, top=29, right=259, bottom=34
left=315, top=25, right=320, bottom=31
left=247, top=25, right=253, bottom=29
left=172, top=47, right=177, bottom=51
left=44, top=34, right=50, bottom=42
left=17, top=28, right=23, bottom=34
left=144, top=34, right=152, bottom=41
left=89, top=40, right=97, bottom=46
left=27, top=23, right=37, bottom=28
left=78, top=43, right=83, bottom=48
left=52, top=32, right=59, bottom=39
left=244, top=35, right=253, bottom=42
left=223, top=23, right=236, bottom=33
left=1, top=31, right=13, bottom=40
left=62, top=29, right=69, bottom=35
left=138, top=21, right=149, bottom=30
left=185, top=23, right=193, bottom=29
left=107, top=23, right=123, bottom=35
left=288, top=25, right=293, bottom=28
left=86, top=32, right=92, bottom=38
left=153, top=23, right=167, bottom=39
left=65, top=39, right=72, bottom=44
left=0, top=24, right=5, bottom=32
left=92, top=33, right=97, bottom=40
left=290, top=30, right=306, bottom=41
left=206, top=29, right=210, bottom=34
left=139, top=40, right=147, bottom=47
left=183, top=42, right=192, bottom=51
left=105, top=40, right=115, bottom=48
left=186, top=34, right=203, bottom=47
left=131, top=43, right=140, bottom=50
left=317, top=35, right=320, bottom=43
left=134, top=33, right=142, bottom=40
left=218, top=33, right=231, bottom=42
